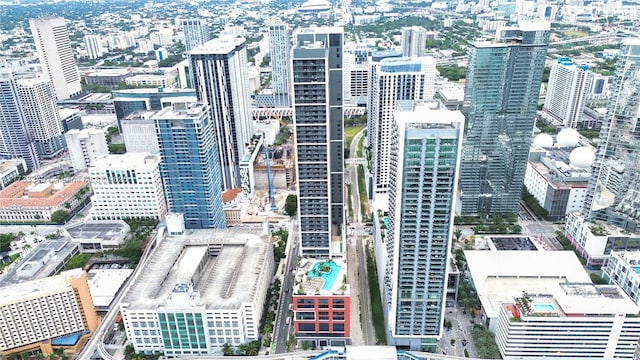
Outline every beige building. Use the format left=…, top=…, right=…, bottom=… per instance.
left=125, top=74, right=176, bottom=88
left=0, top=269, right=99, bottom=356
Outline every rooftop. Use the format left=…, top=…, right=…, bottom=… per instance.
left=65, top=221, right=130, bottom=242
left=87, top=267, right=133, bottom=309
left=189, top=35, right=245, bottom=55
left=0, top=159, right=24, bottom=173
left=488, top=236, right=540, bottom=251
left=0, top=268, right=85, bottom=304
left=90, top=153, right=160, bottom=172
left=0, top=180, right=88, bottom=209
left=0, top=239, right=79, bottom=287
left=83, top=68, right=132, bottom=76
left=153, top=103, right=207, bottom=120
left=294, top=258, right=349, bottom=295
left=122, top=229, right=271, bottom=310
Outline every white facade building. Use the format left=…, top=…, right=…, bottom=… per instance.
left=29, top=18, right=82, bottom=100
left=543, top=57, right=591, bottom=128
left=84, top=35, right=105, bottom=60
left=604, top=251, right=640, bottom=306
left=65, top=128, right=109, bottom=171
left=385, top=101, right=463, bottom=351
left=401, top=26, right=428, bottom=57
left=368, top=55, right=436, bottom=203
left=119, top=229, right=274, bottom=356
left=89, top=153, right=167, bottom=221
left=120, top=111, right=160, bottom=154
left=16, top=78, right=66, bottom=159
left=465, top=250, right=640, bottom=359
left=0, top=159, right=26, bottom=190
left=268, top=24, right=291, bottom=107
left=182, top=19, right=210, bottom=53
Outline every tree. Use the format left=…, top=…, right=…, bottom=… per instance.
left=0, top=233, right=16, bottom=252
left=284, top=194, right=298, bottom=216
left=221, top=343, right=233, bottom=356
left=453, top=228, right=462, bottom=243
left=51, top=210, right=69, bottom=224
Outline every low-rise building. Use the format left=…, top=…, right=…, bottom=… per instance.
left=65, top=128, right=109, bottom=172
left=464, top=250, right=640, bottom=359
left=565, top=212, right=640, bottom=268
left=222, top=188, right=243, bottom=225
left=0, top=180, right=90, bottom=223
left=0, top=268, right=99, bottom=356
left=0, top=159, right=26, bottom=190
left=120, top=228, right=274, bottom=356
left=89, top=153, right=167, bottom=221
left=83, top=68, right=133, bottom=87
left=292, top=257, right=350, bottom=348
left=0, top=239, right=80, bottom=286
left=604, top=251, right=640, bottom=306
left=64, top=220, right=130, bottom=253
left=125, top=74, right=177, bottom=88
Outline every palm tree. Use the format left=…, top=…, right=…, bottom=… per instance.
left=454, top=228, right=462, bottom=243
left=63, top=202, right=71, bottom=210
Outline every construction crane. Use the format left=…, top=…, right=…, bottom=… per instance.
left=263, top=140, right=278, bottom=211
left=259, top=103, right=296, bottom=188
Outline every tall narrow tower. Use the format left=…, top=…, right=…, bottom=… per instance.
left=292, top=27, right=344, bottom=257
left=16, top=78, right=66, bottom=159
left=0, top=69, right=40, bottom=170
left=189, top=35, right=253, bottom=191
left=401, top=26, right=428, bottom=58
left=459, top=22, right=550, bottom=214
left=368, top=56, right=436, bottom=203
left=182, top=19, right=211, bottom=53
left=584, top=38, right=640, bottom=231
left=268, top=24, right=291, bottom=108
left=29, top=18, right=81, bottom=100
left=154, top=103, right=226, bottom=229
left=386, top=100, right=463, bottom=351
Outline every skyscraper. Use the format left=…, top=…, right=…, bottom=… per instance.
left=182, top=19, right=211, bottom=53
left=367, top=51, right=402, bottom=151
left=29, top=18, right=81, bottom=100
left=268, top=24, right=291, bottom=107
left=190, top=36, right=253, bottom=191
left=16, top=78, right=66, bottom=159
left=386, top=100, right=463, bottom=351
left=368, top=56, right=436, bottom=202
left=459, top=22, right=550, bottom=214
left=292, top=27, right=344, bottom=257
left=154, top=103, right=226, bottom=229
left=0, top=70, right=40, bottom=170
left=401, top=26, right=428, bottom=58
left=543, top=57, right=591, bottom=128
left=584, top=39, right=640, bottom=232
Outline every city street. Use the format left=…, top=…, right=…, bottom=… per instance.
left=273, top=220, right=298, bottom=354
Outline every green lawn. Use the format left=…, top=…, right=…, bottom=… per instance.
left=366, top=245, right=387, bottom=344
left=347, top=184, right=354, bottom=220
left=356, top=134, right=365, bottom=158
left=357, top=165, right=369, bottom=218
left=345, top=125, right=365, bottom=153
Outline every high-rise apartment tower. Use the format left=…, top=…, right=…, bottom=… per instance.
left=292, top=27, right=344, bottom=257
left=386, top=100, right=463, bottom=351
left=182, top=19, right=211, bottom=53
left=368, top=56, right=436, bottom=202
left=401, top=26, right=428, bottom=58
left=459, top=22, right=550, bottom=214
left=543, top=57, right=591, bottom=128
left=190, top=36, right=253, bottom=191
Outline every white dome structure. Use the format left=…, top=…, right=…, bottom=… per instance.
left=533, top=133, right=554, bottom=148
left=569, top=146, right=595, bottom=169
left=556, top=128, right=580, bottom=147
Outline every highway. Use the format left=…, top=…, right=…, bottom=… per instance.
left=273, top=220, right=298, bottom=354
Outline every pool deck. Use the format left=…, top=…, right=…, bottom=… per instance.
left=294, top=258, right=350, bottom=295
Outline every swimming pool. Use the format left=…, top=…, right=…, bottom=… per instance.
left=383, top=216, right=390, bottom=229
left=307, top=261, right=341, bottom=291
left=633, top=266, right=640, bottom=274
left=533, top=303, right=556, bottom=312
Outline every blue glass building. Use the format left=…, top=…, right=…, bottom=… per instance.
left=153, top=103, right=226, bottom=229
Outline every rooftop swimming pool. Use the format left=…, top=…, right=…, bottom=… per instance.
left=633, top=266, right=640, bottom=274
left=533, top=303, right=556, bottom=312
left=307, top=261, right=341, bottom=291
